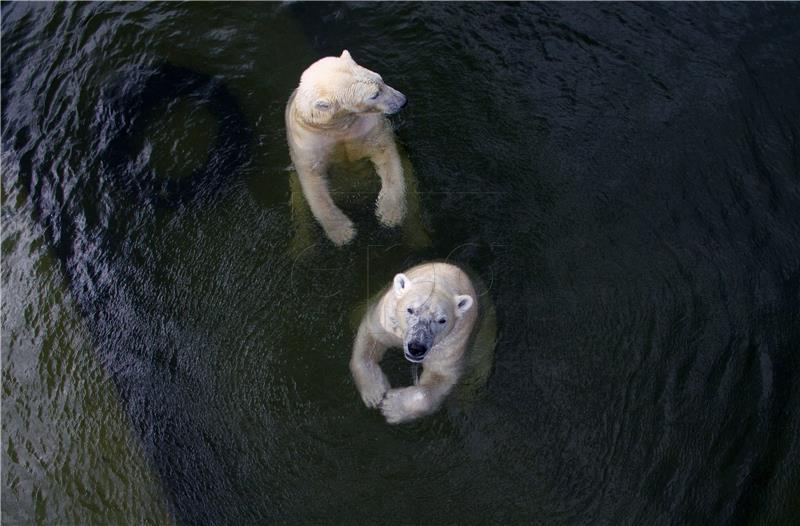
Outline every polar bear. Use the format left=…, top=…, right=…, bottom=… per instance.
left=285, top=50, right=410, bottom=246
left=350, top=262, right=479, bottom=424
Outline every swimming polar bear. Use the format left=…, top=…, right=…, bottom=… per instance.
left=285, top=50, right=410, bottom=246
left=350, top=262, right=479, bottom=424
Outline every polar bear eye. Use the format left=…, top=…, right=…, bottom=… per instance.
left=407, top=307, right=414, bottom=315
left=438, top=318, right=447, bottom=324
left=369, top=89, right=380, bottom=100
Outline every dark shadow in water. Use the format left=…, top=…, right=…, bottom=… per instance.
left=102, top=63, right=251, bottom=210
left=2, top=59, right=254, bottom=524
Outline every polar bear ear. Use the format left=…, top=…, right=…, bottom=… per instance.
left=454, top=295, right=474, bottom=318
left=393, top=273, right=410, bottom=298
left=340, top=49, right=355, bottom=63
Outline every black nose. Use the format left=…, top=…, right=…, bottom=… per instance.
left=408, top=342, right=427, bottom=357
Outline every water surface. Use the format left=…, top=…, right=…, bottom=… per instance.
left=3, top=3, right=800, bottom=524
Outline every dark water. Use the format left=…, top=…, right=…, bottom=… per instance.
left=3, top=2, right=800, bottom=524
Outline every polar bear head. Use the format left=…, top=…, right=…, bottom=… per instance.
left=295, top=50, right=407, bottom=127
left=392, top=272, right=474, bottom=363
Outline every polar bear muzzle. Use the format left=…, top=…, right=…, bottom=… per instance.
left=403, top=323, right=434, bottom=363
left=404, top=340, right=429, bottom=363
left=380, top=85, right=407, bottom=115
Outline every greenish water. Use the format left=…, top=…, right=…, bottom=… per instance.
left=3, top=2, right=800, bottom=525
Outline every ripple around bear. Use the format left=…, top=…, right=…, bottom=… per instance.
left=350, top=262, right=480, bottom=424
left=285, top=50, right=411, bottom=246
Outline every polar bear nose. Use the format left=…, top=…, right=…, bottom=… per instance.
left=408, top=341, right=428, bottom=358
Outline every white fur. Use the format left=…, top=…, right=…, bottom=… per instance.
left=350, top=262, right=478, bottom=424
left=285, top=50, right=408, bottom=246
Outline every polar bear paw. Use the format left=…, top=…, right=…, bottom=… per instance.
left=325, top=218, right=356, bottom=246
left=381, top=387, right=427, bottom=424
left=359, top=374, right=389, bottom=409
left=376, top=193, right=407, bottom=228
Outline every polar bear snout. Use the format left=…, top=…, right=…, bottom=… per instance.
left=405, top=341, right=429, bottom=362
left=381, top=86, right=407, bottom=115
left=404, top=324, right=433, bottom=362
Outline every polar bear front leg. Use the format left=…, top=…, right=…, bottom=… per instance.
left=350, top=320, right=390, bottom=408
left=381, top=371, right=455, bottom=424
left=295, top=162, right=356, bottom=246
left=370, top=141, right=407, bottom=228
